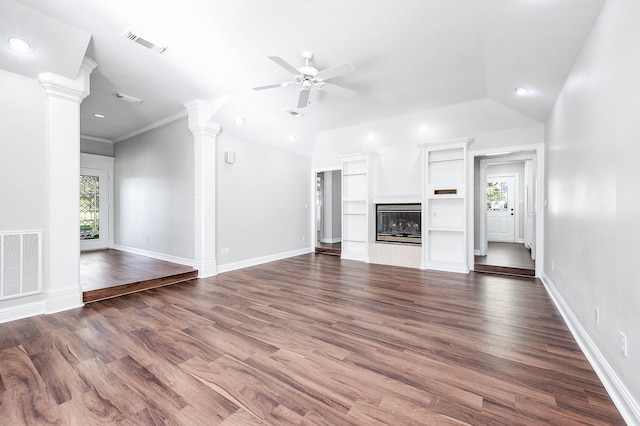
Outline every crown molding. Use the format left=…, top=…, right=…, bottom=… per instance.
left=113, top=110, right=187, bottom=143
left=80, top=135, right=113, bottom=144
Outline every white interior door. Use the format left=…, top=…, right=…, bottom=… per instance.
left=486, top=175, right=515, bottom=242
left=80, top=168, right=110, bottom=251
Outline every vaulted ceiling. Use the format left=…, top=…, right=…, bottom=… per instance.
left=2, top=0, right=606, bottom=155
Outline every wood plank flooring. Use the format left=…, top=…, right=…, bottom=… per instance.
left=80, top=249, right=196, bottom=291
left=474, top=242, right=535, bottom=276
left=0, top=254, right=624, bottom=425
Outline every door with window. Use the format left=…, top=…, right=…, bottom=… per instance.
left=486, top=175, right=515, bottom=242
left=80, top=168, right=109, bottom=251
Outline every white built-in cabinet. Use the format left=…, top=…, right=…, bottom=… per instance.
left=419, top=138, right=473, bottom=273
left=340, top=152, right=372, bottom=262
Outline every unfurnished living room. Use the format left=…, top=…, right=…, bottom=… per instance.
left=0, top=0, right=638, bottom=424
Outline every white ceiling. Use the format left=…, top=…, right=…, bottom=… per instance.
left=3, top=0, right=605, bottom=156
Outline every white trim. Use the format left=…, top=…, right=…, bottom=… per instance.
left=113, top=244, right=194, bottom=267
left=113, top=110, right=187, bottom=143
left=320, top=238, right=342, bottom=244
left=194, top=260, right=217, bottom=278
left=372, top=195, right=421, bottom=204
left=81, top=135, right=113, bottom=144
left=45, top=285, right=83, bottom=314
left=81, top=154, right=115, bottom=249
left=468, top=143, right=544, bottom=278
left=217, top=247, right=313, bottom=274
left=0, top=301, right=46, bottom=324
left=541, top=272, right=640, bottom=426
left=474, top=249, right=482, bottom=256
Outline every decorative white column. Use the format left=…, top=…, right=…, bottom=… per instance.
left=38, top=57, right=97, bottom=313
left=184, top=100, right=221, bottom=278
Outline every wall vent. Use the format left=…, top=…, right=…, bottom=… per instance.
left=0, top=231, right=42, bottom=300
left=121, top=30, right=167, bottom=54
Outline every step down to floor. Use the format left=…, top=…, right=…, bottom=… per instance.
left=83, top=270, right=199, bottom=303
left=315, top=247, right=341, bottom=256
left=474, top=263, right=535, bottom=277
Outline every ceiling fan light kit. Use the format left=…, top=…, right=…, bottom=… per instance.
left=253, top=51, right=356, bottom=109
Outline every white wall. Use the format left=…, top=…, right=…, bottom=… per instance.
left=0, top=70, right=48, bottom=311
left=545, top=0, right=640, bottom=418
left=216, top=133, right=311, bottom=265
left=113, top=118, right=194, bottom=261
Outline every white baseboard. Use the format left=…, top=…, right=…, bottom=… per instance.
left=46, top=285, right=84, bottom=314
left=0, top=300, right=46, bottom=324
left=217, top=247, right=313, bottom=274
left=321, top=238, right=342, bottom=244
left=541, top=272, right=640, bottom=425
left=113, top=244, right=194, bottom=267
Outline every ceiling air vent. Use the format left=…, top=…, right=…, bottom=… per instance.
left=121, top=30, right=167, bottom=54
left=285, top=109, right=304, bottom=117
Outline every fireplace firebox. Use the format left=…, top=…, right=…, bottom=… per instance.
left=375, top=203, right=421, bottom=245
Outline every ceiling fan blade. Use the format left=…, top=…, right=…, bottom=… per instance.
left=317, top=82, right=356, bottom=98
left=268, top=56, right=300, bottom=75
left=297, top=88, right=311, bottom=108
left=316, top=62, right=355, bottom=81
left=253, top=82, right=294, bottom=91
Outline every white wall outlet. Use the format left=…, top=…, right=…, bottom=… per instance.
left=595, top=306, right=600, bottom=325
left=620, top=332, right=628, bottom=358
left=221, top=248, right=230, bottom=255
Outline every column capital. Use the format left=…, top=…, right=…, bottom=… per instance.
left=38, top=57, right=97, bottom=103
left=184, top=98, right=227, bottom=137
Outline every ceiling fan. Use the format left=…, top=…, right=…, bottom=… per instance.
left=253, top=51, right=356, bottom=109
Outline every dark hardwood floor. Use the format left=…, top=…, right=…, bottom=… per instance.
left=315, top=241, right=341, bottom=256
left=475, top=242, right=536, bottom=276
left=0, top=254, right=623, bottom=425
left=81, top=249, right=197, bottom=303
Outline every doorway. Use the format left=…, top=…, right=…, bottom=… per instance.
left=315, top=170, right=342, bottom=255
left=80, top=167, right=110, bottom=251
left=474, top=150, right=539, bottom=276
left=486, top=174, right=516, bottom=242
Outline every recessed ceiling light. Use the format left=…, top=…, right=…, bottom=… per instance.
left=515, top=87, right=530, bottom=96
left=367, top=132, right=375, bottom=140
left=419, top=124, right=428, bottom=132
left=288, top=135, right=296, bottom=142
left=233, top=116, right=245, bottom=126
left=7, top=37, right=33, bottom=53
left=93, top=113, right=106, bottom=119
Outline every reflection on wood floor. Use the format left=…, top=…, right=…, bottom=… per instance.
left=80, top=249, right=197, bottom=303
left=474, top=242, right=535, bottom=276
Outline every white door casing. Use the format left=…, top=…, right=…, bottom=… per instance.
left=80, top=167, right=110, bottom=251
left=486, top=175, right=516, bottom=242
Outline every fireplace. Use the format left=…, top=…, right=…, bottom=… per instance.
left=376, top=203, right=422, bottom=245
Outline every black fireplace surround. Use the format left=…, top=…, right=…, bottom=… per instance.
left=375, top=203, right=422, bottom=245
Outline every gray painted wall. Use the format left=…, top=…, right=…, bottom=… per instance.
left=113, top=117, right=194, bottom=260
left=545, top=0, right=639, bottom=408
left=81, top=138, right=114, bottom=157
left=216, top=133, right=311, bottom=264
